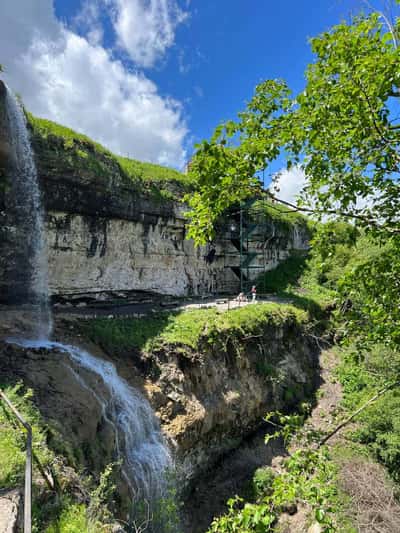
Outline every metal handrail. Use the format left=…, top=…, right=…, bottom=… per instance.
left=0, top=390, right=32, bottom=533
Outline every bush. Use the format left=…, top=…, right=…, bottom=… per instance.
left=336, top=345, right=400, bottom=482
left=252, top=467, right=275, bottom=499
left=45, top=503, right=88, bottom=533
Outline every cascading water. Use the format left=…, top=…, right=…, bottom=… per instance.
left=17, top=338, right=173, bottom=504
left=5, top=87, right=52, bottom=340
left=4, top=85, right=174, bottom=526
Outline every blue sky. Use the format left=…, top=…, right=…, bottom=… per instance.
left=0, top=0, right=386, bottom=183
left=55, top=0, right=361, bottom=153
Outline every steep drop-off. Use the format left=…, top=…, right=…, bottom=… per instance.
left=79, top=304, right=319, bottom=488
left=0, top=80, right=317, bottom=532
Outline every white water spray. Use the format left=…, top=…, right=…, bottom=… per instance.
left=5, top=87, right=52, bottom=340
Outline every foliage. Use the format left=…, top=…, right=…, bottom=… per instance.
left=338, top=238, right=400, bottom=348
left=186, top=9, right=400, bottom=244
left=151, top=485, right=182, bottom=533
left=308, top=221, right=359, bottom=288
left=254, top=230, right=339, bottom=317
left=36, top=463, right=118, bottom=533
left=87, top=462, right=118, bottom=528
left=291, top=12, right=400, bottom=235
left=256, top=219, right=400, bottom=348
left=264, top=411, right=308, bottom=447
left=208, top=436, right=339, bottom=532
left=256, top=254, right=308, bottom=294
left=0, top=383, right=119, bottom=532
left=45, top=503, right=89, bottom=533
left=251, top=468, right=275, bottom=499
left=336, top=344, right=400, bottom=481
left=185, top=79, right=292, bottom=244
left=249, top=199, right=309, bottom=230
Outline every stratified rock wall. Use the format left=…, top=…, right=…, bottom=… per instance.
left=0, top=79, right=309, bottom=301
left=47, top=211, right=219, bottom=297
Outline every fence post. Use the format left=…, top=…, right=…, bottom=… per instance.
left=24, top=427, right=32, bottom=533
left=0, top=391, right=32, bottom=533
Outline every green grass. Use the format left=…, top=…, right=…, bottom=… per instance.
left=255, top=253, right=336, bottom=320
left=117, top=155, right=195, bottom=188
left=26, top=113, right=113, bottom=156
left=82, top=309, right=216, bottom=352
left=45, top=503, right=89, bottom=533
left=256, top=254, right=309, bottom=293
left=26, top=113, right=194, bottom=197
left=82, top=303, right=308, bottom=355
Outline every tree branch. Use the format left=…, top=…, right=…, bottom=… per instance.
left=263, top=190, right=400, bottom=234
left=317, top=381, right=400, bottom=448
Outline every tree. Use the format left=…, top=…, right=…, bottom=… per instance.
left=186, top=9, right=400, bottom=244
left=185, top=79, right=292, bottom=244
left=290, top=12, right=400, bottom=236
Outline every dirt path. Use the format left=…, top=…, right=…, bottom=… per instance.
left=52, top=294, right=291, bottom=319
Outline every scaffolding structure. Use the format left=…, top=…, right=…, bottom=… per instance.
left=216, top=197, right=293, bottom=295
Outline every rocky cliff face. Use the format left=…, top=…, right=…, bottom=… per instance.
left=137, top=314, right=318, bottom=485
left=0, top=80, right=309, bottom=303
left=0, top=307, right=318, bottom=500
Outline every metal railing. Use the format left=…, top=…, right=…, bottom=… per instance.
left=0, top=390, right=57, bottom=533
left=0, top=390, right=32, bottom=533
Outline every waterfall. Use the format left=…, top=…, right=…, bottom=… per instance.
left=14, top=338, right=173, bottom=504
left=4, top=86, right=174, bottom=526
left=4, top=87, right=52, bottom=340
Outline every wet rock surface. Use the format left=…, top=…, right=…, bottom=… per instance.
left=0, top=340, right=116, bottom=475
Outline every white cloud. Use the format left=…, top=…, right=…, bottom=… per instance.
left=272, top=166, right=376, bottom=221
left=193, top=85, right=204, bottom=98
left=73, top=0, right=104, bottom=46
left=271, top=166, right=307, bottom=205
left=1, top=0, right=187, bottom=167
left=107, top=0, right=188, bottom=68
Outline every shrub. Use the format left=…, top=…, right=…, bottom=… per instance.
left=252, top=467, right=275, bottom=499
left=45, top=503, right=88, bottom=533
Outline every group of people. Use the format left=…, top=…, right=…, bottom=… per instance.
left=235, top=285, right=257, bottom=303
